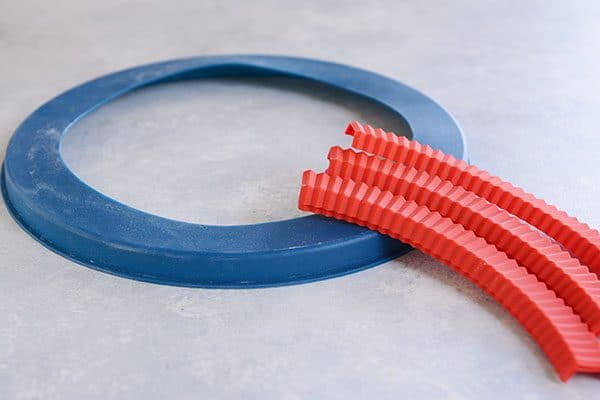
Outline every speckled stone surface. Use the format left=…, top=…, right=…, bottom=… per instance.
left=1, top=1, right=600, bottom=398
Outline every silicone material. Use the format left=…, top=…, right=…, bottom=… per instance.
left=346, top=121, right=600, bottom=278
left=327, top=146, right=600, bottom=334
left=1, top=55, right=467, bottom=287
left=299, top=171, right=600, bottom=382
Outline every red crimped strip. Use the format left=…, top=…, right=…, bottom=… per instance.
left=345, top=121, right=600, bottom=277
left=327, top=146, right=600, bottom=335
left=298, top=171, right=600, bottom=381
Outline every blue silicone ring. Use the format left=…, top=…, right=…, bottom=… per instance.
left=1, top=55, right=467, bottom=287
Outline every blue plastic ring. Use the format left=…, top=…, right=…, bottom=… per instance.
left=1, top=55, right=466, bottom=287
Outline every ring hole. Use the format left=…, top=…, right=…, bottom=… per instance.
left=61, top=77, right=411, bottom=225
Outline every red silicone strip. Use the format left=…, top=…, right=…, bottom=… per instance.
left=346, top=121, right=600, bottom=277
left=298, top=171, right=600, bottom=381
left=326, top=146, right=600, bottom=335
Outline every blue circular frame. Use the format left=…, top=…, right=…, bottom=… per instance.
left=1, top=55, right=467, bottom=288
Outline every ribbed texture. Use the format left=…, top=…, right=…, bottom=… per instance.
left=326, top=146, right=600, bottom=335
left=299, top=171, right=600, bottom=381
left=346, top=121, right=600, bottom=277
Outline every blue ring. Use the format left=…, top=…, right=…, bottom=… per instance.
left=1, top=55, right=466, bottom=287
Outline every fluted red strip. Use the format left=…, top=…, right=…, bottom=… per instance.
left=346, top=121, right=600, bottom=277
left=326, top=146, right=600, bottom=335
left=299, top=171, right=600, bottom=381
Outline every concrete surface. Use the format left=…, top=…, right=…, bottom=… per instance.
left=1, top=0, right=600, bottom=398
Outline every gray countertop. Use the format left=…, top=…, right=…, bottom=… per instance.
left=1, top=1, right=600, bottom=398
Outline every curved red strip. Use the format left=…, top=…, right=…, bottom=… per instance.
left=299, top=171, right=600, bottom=381
left=326, top=146, right=600, bottom=335
left=346, top=121, right=600, bottom=277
